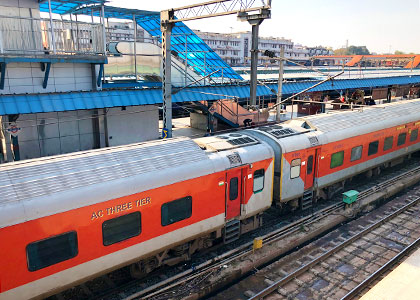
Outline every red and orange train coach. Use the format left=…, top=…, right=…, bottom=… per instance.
left=0, top=134, right=274, bottom=299
left=1, top=99, right=420, bottom=299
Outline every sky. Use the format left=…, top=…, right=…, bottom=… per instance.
left=108, top=0, right=420, bottom=54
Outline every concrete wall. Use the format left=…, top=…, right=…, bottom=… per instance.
left=2, top=110, right=99, bottom=160
left=0, top=0, right=42, bottom=53
left=106, top=105, right=158, bottom=147
left=1, top=105, right=159, bottom=162
left=0, top=62, right=95, bottom=95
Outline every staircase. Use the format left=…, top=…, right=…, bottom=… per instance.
left=301, top=189, right=313, bottom=211
left=224, top=219, right=241, bottom=244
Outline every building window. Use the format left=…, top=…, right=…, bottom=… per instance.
left=410, top=129, right=418, bottom=142
left=103, top=212, right=141, bottom=246
left=330, top=151, right=344, bottom=168
left=290, top=158, right=301, bottom=179
left=253, top=169, right=265, bottom=193
left=229, top=177, right=239, bottom=200
left=161, top=196, right=192, bottom=226
left=350, top=146, right=363, bottom=162
left=27, top=232, right=78, bottom=272
left=307, top=155, right=314, bottom=175
left=397, top=133, right=407, bottom=146
left=368, top=141, right=379, bottom=156
left=384, top=136, right=394, bottom=151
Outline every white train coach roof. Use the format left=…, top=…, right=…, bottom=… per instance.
left=302, top=99, right=420, bottom=141
left=0, top=137, right=208, bottom=207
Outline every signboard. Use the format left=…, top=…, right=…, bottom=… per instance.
left=6, top=122, right=21, bottom=137
left=162, top=128, right=168, bottom=139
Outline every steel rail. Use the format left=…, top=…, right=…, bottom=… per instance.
left=341, top=235, right=420, bottom=300
left=126, top=203, right=342, bottom=300
left=248, top=196, right=420, bottom=300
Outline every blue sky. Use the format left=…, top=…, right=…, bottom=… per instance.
left=109, top=0, right=420, bottom=54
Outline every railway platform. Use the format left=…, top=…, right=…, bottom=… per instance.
left=360, top=247, right=420, bottom=300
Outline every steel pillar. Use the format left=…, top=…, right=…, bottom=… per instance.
left=276, top=46, right=285, bottom=121
left=161, top=10, right=174, bottom=138
left=249, top=20, right=262, bottom=107
left=133, top=15, right=138, bottom=81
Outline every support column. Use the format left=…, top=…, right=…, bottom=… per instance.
left=161, top=10, right=174, bottom=139
left=133, top=15, right=137, bottom=81
left=248, top=19, right=263, bottom=107
left=276, top=46, right=284, bottom=122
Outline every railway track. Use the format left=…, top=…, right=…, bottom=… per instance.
left=221, top=190, right=420, bottom=300
left=51, top=158, right=420, bottom=300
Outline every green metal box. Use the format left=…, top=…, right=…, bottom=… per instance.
left=343, top=190, right=359, bottom=204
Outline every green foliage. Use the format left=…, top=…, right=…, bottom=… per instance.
left=334, top=45, right=370, bottom=55
left=394, top=50, right=405, bottom=55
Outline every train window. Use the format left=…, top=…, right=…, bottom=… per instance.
left=229, top=177, right=239, bottom=200
left=350, top=146, right=363, bottom=162
left=368, top=141, right=379, bottom=156
left=410, top=129, right=418, bottom=142
left=162, top=196, right=192, bottom=226
left=330, top=151, right=344, bottom=168
left=307, top=155, right=314, bottom=175
left=103, top=212, right=141, bottom=246
left=384, top=136, right=394, bottom=151
left=26, top=231, right=78, bottom=272
left=290, top=159, right=301, bottom=179
left=397, top=133, right=407, bottom=146
left=253, top=169, right=265, bottom=193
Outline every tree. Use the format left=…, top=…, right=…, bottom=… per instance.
left=348, top=46, right=370, bottom=55
left=334, top=48, right=348, bottom=55
left=334, top=46, right=370, bottom=55
left=394, top=50, right=405, bottom=55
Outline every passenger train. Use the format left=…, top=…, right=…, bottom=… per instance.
left=1, top=99, right=420, bottom=299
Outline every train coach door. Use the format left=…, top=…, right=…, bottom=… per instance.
left=304, top=149, right=318, bottom=190
left=226, top=168, right=243, bottom=220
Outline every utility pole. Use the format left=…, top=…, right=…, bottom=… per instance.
left=160, top=9, right=174, bottom=138
left=238, top=9, right=271, bottom=107
left=276, top=46, right=285, bottom=121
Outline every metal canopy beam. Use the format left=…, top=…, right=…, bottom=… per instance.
left=162, top=0, right=271, bottom=23
left=42, top=62, right=52, bottom=89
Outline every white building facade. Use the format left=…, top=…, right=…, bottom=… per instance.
left=195, top=30, right=315, bottom=66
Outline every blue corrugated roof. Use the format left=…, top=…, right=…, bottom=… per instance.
left=39, top=0, right=104, bottom=14
left=1, top=76, right=420, bottom=115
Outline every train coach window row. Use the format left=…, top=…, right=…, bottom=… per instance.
left=290, top=159, right=301, bottom=179
left=368, top=140, right=379, bottom=156
left=103, top=212, right=141, bottom=246
left=162, top=196, right=193, bottom=226
left=398, top=133, right=407, bottom=146
left=330, top=151, right=344, bottom=168
left=350, top=146, right=363, bottom=162
left=26, top=231, right=78, bottom=272
left=411, top=129, right=419, bottom=142
left=253, top=169, right=265, bottom=193
left=384, top=136, right=394, bottom=151
left=329, top=129, right=420, bottom=170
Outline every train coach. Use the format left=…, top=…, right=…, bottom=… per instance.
left=245, top=98, right=420, bottom=209
left=0, top=135, right=274, bottom=299
left=1, top=98, right=420, bottom=299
